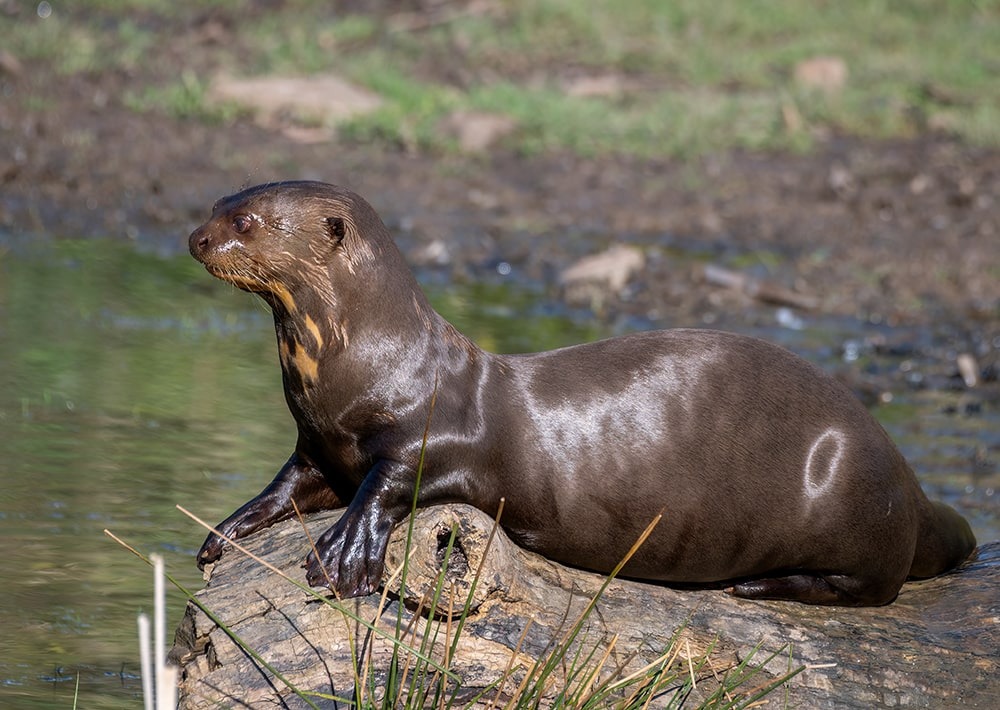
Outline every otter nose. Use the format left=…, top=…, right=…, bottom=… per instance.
left=189, top=226, right=211, bottom=258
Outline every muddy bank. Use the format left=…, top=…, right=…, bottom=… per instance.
left=2, top=90, right=996, bottom=320
left=1, top=43, right=998, bottom=397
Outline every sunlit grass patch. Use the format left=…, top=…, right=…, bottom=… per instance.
left=11, top=0, right=998, bottom=157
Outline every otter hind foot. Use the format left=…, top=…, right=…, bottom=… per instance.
left=729, top=573, right=897, bottom=606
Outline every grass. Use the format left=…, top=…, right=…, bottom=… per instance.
left=6, top=0, right=999, bottom=157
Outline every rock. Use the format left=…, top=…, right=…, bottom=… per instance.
left=559, top=245, right=645, bottom=308
left=794, top=56, right=848, bottom=94
left=410, top=238, right=451, bottom=266
left=439, top=111, right=518, bottom=153
left=909, top=173, right=933, bottom=195
left=0, top=49, right=22, bottom=77
left=827, top=162, right=854, bottom=197
left=957, top=353, right=980, bottom=388
left=208, top=73, right=383, bottom=126
left=562, top=74, right=626, bottom=99
left=701, top=263, right=820, bottom=311
left=171, top=504, right=999, bottom=709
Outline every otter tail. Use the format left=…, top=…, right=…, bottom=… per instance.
left=908, top=501, right=977, bottom=579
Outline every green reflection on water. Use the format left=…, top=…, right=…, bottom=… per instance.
left=1, top=241, right=284, bottom=706
left=0, top=240, right=607, bottom=707
left=2, top=239, right=995, bottom=707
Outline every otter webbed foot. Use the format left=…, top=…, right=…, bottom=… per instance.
left=197, top=453, right=342, bottom=569
left=728, top=573, right=897, bottom=606
left=302, top=460, right=413, bottom=598
left=303, top=507, right=391, bottom=597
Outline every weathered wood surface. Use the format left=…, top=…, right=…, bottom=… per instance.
left=171, top=504, right=998, bottom=708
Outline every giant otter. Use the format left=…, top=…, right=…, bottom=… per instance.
left=189, top=180, right=976, bottom=606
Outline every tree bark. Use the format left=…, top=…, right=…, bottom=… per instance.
left=171, top=504, right=997, bottom=708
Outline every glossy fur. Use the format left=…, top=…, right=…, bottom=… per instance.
left=189, top=181, right=976, bottom=605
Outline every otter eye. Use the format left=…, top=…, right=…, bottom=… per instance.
left=233, top=214, right=252, bottom=234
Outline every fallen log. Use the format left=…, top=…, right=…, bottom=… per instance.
left=700, top=263, right=820, bottom=311
left=171, top=504, right=997, bottom=708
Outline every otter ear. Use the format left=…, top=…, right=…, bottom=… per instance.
left=326, top=217, right=346, bottom=244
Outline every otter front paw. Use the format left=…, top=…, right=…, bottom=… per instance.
left=303, top=519, right=387, bottom=598
left=197, top=532, right=228, bottom=569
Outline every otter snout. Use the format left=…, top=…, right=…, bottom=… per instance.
left=188, top=225, right=213, bottom=262
left=188, top=222, right=241, bottom=270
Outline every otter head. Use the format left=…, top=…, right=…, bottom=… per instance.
left=188, top=181, right=381, bottom=317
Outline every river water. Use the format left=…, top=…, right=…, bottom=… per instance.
left=1, top=239, right=996, bottom=708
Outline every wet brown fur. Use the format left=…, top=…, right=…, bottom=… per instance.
left=189, top=180, right=976, bottom=606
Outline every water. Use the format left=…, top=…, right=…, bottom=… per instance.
left=0, top=239, right=996, bottom=708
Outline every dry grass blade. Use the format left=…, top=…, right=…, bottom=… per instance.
left=172, top=506, right=458, bottom=681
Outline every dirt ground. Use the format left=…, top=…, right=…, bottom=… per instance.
left=2, top=47, right=998, bottom=353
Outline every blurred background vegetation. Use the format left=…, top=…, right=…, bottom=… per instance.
left=8, top=0, right=999, bottom=157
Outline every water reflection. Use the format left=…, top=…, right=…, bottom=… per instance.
left=0, top=240, right=996, bottom=707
